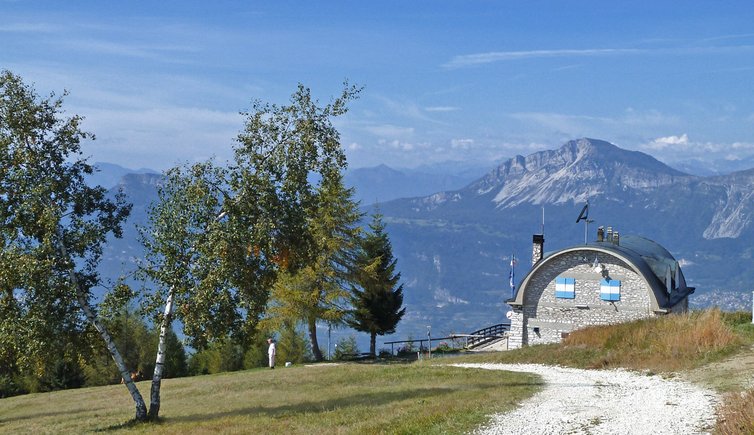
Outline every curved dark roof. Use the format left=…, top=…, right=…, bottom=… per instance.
left=508, top=235, right=694, bottom=311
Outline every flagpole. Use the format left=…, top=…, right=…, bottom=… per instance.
left=509, top=254, right=516, bottom=298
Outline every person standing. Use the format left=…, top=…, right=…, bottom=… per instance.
left=267, top=338, right=276, bottom=369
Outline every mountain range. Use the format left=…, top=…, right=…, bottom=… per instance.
left=95, top=138, right=754, bottom=344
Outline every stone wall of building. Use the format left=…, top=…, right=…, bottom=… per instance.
left=514, top=249, right=659, bottom=346
left=507, top=308, right=526, bottom=349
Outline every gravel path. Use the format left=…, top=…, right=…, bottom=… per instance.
left=453, top=363, right=719, bottom=435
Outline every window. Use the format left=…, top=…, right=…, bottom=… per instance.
left=555, top=277, right=575, bottom=299
left=600, top=279, right=621, bottom=301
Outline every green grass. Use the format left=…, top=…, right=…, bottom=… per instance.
left=0, top=362, right=542, bottom=434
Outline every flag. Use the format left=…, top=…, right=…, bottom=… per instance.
left=509, top=255, right=516, bottom=297
left=576, top=202, right=589, bottom=223
left=509, top=269, right=515, bottom=292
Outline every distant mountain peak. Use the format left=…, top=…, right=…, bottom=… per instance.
left=459, top=138, right=692, bottom=209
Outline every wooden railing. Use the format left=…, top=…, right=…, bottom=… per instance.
left=465, top=323, right=510, bottom=349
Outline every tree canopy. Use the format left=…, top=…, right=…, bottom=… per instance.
left=0, top=70, right=143, bottom=416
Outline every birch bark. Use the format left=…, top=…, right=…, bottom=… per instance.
left=148, top=290, right=175, bottom=420
left=55, top=226, right=148, bottom=421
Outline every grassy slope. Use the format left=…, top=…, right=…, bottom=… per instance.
left=0, top=363, right=542, bottom=434
left=451, top=310, right=750, bottom=374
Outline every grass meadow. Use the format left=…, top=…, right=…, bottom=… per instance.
left=0, top=362, right=542, bottom=434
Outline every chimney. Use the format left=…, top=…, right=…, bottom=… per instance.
left=606, top=226, right=613, bottom=242
left=532, top=234, right=544, bottom=265
left=597, top=226, right=605, bottom=242
left=613, top=231, right=620, bottom=245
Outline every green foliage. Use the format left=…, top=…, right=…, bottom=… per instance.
left=276, top=321, right=312, bottom=365
left=188, top=339, right=245, bottom=375
left=348, top=211, right=406, bottom=356
left=0, top=70, right=131, bottom=400
left=262, top=123, right=363, bottom=362
left=141, top=83, right=361, bottom=357
left=81, top=310, right=187, bottom=386
left=242, top=323, right=313, bottom=369
left=333, top=335, right=359, bottom=360
left=139, top=162, right=241, bottom=350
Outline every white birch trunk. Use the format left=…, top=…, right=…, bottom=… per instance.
left=149, top=289, right=175, bottom=419
left=55, top=226, right=148, bottom=421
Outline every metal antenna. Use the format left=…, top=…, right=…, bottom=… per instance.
left=541, top=206, right=545, bottom=236
left=576, top=200, right=592, bottom=244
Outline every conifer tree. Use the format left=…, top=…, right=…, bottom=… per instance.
left=348, top=212, right=405, bottom=357
left=267, top=173, right=362, bottom=361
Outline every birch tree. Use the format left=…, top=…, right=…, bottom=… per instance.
left=138, top=162, right=242, bottom=419
left=140, top=82, right=360, bottom=416
left=0, top=71, right=144, bottom=418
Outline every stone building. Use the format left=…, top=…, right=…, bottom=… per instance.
left=506, top=228, right=694, bottom=348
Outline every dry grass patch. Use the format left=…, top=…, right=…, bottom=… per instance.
left=716, top=388, right=754, bottom=435
left=0, top=362, right=542, bottom=434
left=451, top=309, right=742, bottom=374
left=563, top=309, right=740, bottom=371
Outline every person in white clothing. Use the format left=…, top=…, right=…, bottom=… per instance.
left=267, top=338, right=276, bottom=369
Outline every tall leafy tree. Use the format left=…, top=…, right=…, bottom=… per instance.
left=0, top=71, right=143, bottom=417
left=140, top=82, right=360, bottom=416
left=138, top=161, right=241, bottom=419
left=348, top=212, right=406, bottom=357
left=266, top=172, right=362, bottom=361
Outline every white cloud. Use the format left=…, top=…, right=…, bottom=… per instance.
left=58, top=39, right=199, bottom=63
left=451, top=138, right=474, bottom=149
left=365, top=124, right=414, bottom=138
left=638, top=136, right=754, bottom=163
left=508, top=109, right=681, bottom=140
left=425, top=106, right=460, bottom=112
left=0, top=23, right=58, bottom=33
left=444, top=48, right=642, bottom=69
left=77, top=106, right=242, bottom=170
left=383, top=140, right=413, bottom=151
left=644, top=134, right=689, bottom=150
left=347, top=142, right=361, bottom=151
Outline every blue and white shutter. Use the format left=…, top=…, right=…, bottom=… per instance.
left=555, top=277, right=575, bottom=299
left=600, top=279, right=621, bottom=301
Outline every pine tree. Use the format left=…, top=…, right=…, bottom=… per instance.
left=349, top=212, right=405, bottom=357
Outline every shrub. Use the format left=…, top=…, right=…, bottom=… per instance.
left=334, top=336, right=359, bottom=360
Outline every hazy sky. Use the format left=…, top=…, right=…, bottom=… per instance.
left=3, top=1, right=754, bottom=171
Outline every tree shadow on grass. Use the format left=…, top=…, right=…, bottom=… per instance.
left=0, top=405, right=109, bottom=425
left=95, top=380, right=541, bottom=431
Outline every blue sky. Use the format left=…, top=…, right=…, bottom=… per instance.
left=3, top=1, right=754, bottom=172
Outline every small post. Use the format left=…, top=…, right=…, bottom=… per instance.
left=751, top=291, right=754, bottom=324
left=427, top=325, right=432, bottom=359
